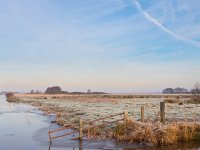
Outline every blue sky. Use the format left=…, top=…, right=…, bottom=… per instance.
left=0, top=0, right=200, bottom=93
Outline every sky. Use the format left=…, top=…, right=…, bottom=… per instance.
left=0, top=0, right=200, bottom=93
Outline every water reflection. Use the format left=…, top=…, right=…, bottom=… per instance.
left=49, top=140, right=83, bottom=150
left=48, top=140, right=200, bottom=150
left=128, top=143, right=200, bottom=150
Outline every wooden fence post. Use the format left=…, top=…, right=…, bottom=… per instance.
left=79, top=139, right=83, bottom=150
left=79, top=119, right=83, bottom=140
left=48, top=132, right=52, bottom=144
left=141, top=106, right=144, bottom=122
left=160, top=102, right=165, bottom=123
left=124, top=110, right=128, bottom=124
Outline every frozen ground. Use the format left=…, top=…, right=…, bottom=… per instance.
left=12, top=94, right=200, bottom=126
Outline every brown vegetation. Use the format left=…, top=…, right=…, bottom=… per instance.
left=164, top=98, right=179, bottom=103
left=185, top=99, right=200, bottom=104
left=113, top=120, right=200, bottom=145
left=5, top=92, right=19, bottom=102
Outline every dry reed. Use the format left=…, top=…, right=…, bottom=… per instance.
left=113, top=120, right=200, bottom=146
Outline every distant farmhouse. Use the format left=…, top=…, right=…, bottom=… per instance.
left=162, top=87, right=188, bottom=94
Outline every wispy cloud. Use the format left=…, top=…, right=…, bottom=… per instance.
left=132, top=0, right=200, bottom=48
left=1, top=0, right=200, bottom=92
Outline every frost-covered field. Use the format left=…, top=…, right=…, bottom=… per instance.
left=12, top=94, right=200, bottom=126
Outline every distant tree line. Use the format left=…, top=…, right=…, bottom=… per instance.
left=162, top=87, right=188, bottom=94
left=29, top=86, right=106, bottom=95
left=162, top=83, right=200, bottom=94
left=30, top=89, right=42, bottom=94
left=45, top=86, right=67, bottom=94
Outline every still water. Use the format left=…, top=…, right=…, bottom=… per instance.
left=0, top=95, right=200, bottom=150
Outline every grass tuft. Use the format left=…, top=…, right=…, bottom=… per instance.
left=113, top=120, right=200, bottom=146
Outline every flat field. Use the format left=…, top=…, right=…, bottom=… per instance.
left=11, top=94, right=200, bottom=126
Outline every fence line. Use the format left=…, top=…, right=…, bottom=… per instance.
left=49, top=102, right=170, bottom=142
left=48, top=124, right=79, bottom=142
left=48, top=111, right=127, bottom=142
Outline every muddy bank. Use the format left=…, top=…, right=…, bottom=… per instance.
left=6, top=94, right=200, bottom=146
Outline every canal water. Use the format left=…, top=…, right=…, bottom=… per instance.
left=0, top=95, right=200, bottom=150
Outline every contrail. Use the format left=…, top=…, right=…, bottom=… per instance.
left=133, top=0, right=200, bottom=48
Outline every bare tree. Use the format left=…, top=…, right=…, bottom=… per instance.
left=87, top=89, right=91, bottom=93
left=35, top=90, right=41, bottom=94
left=30, top=89, right=34, bottom=94
left=191, top=82, right=200, bottom=103
left=194, top=83, right=200, bottom=92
